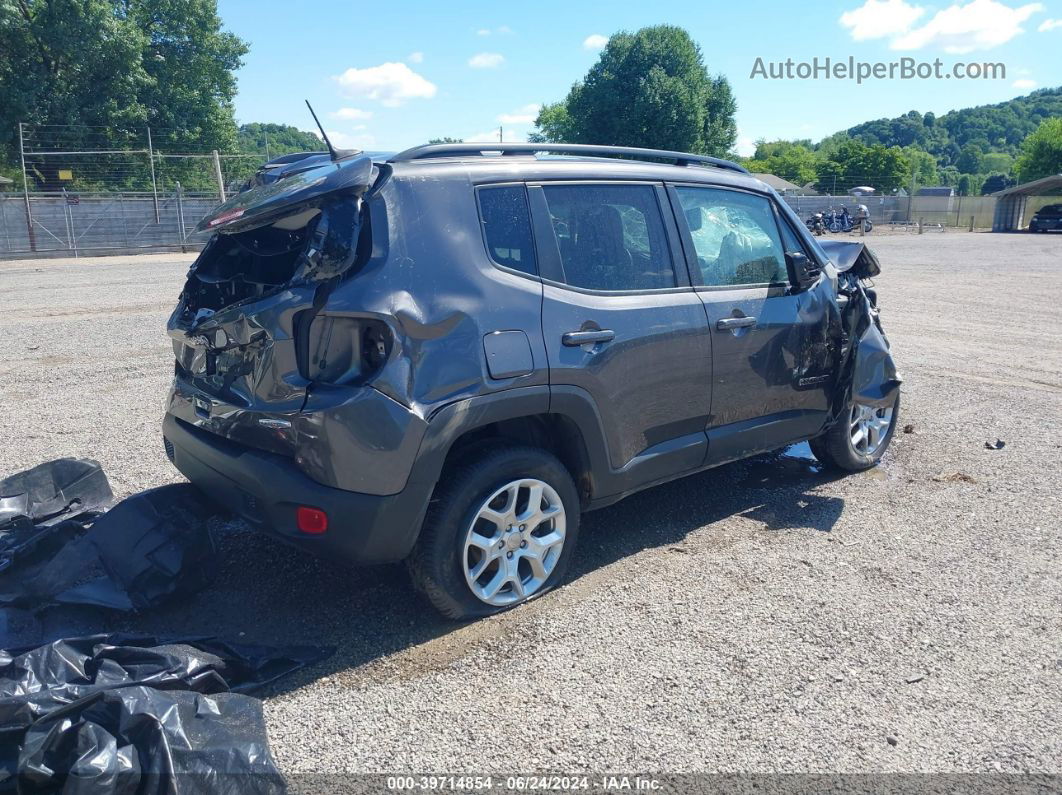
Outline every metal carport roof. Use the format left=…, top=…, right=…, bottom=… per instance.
left=992, top=173, right=1062, bottom=231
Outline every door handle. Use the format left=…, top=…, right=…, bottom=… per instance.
left=562, top=329, right=615, bottom=346
left=716, top=316, right=757, bottom=331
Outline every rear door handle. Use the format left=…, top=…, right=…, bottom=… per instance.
left=562, top=329, right=615, bottom=346
left=716, top=317, right=757, bottom=330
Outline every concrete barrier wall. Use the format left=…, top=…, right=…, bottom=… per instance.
left=779, top=194, right=1000, bottom=229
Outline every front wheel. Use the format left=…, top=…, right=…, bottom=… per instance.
left=810, top=393, right=900, bottom=472
left=407, top=444, right=581, bottom=619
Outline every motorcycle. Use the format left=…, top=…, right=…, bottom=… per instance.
left=854, top=203, right=873, bottom=233
left=826, top=205, right=855, bottom=233
left=806, top=212, right=827, bottom=236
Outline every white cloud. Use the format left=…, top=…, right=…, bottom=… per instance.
left=476, top=25, right=512, bottom=36
left=583, top=33, right=608, bottom=50
left=891, top=0, right=1044, bottom=53
left=497, top=103, right=541, bottom=124
left=469, top=52, right=505, bottom=68
left=325, top=130, right=377, bottom=150
left=734, top=132, right=757, bottom=158
left=840, top=0, right=926, bottom=40
left=331, top=107, right=373, bottom=121
left=332, top=62, right=437, bottom=107
left=476, top=28, right=491, bottom=36
left=407, top=51, right=424, bottom=63
left=466, top=128, right=525, bottom=143
left=1038, top=17, right=1062, bottom=30
left=840, top=0, right=1044, bottom=51
left=1012, top=77, right=1037, bottom=88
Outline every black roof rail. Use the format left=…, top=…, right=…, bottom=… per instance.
left=388, top=142, right=749, bottom=174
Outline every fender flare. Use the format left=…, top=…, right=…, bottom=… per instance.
left=405, top=385, right=614, bottom=497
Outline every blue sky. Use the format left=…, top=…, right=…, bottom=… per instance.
left=218, top=0, right=1061, bottom=155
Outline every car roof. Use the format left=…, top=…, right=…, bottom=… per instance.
left=388, top=155, right=771, bottom=194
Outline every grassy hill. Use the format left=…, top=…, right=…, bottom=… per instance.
left=839, top=87, right=1062, bottom=167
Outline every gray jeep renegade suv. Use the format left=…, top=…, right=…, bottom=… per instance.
left=163, top=142, right=901, bottom=618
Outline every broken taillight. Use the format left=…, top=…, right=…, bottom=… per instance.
left=297, top=315, right=391, bottom=385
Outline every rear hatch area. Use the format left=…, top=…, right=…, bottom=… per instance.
left=167, top=154, right=380, bottom=458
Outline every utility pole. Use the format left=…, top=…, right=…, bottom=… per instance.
left=18, top=122, right=36, bottom=252
left=498, top=125, right=503, bottom=143
left=908, top=163, right=917, bottom=223
left=147, top=127, right=160, bottom=224
left=212, top=150, right=226, bottom=203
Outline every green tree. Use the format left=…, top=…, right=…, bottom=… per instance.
left=427, top=137, right=464, bottom=144
left=1014, top=117, right=1062, bottom=182
left=980, top=173, right=1015, bottom=194
left=901, top=146, right=939, bottom=186
left=815, top=140, right=910, bottom=194
left=238, top=123, right=324, bottom=157
left=956, top=144, right=984, bottom=174
left=980, top=152, right=1013, bottom=174
left=529, top=26, right=737, bottom=156
left=743, top=140, right=820, bottom=186
left=0, top=0, right=247, bottom=187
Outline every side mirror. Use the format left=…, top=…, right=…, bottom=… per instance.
left=785, top=251, right=820, bottom=289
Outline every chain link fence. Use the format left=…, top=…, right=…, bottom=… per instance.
left=3, top=123, right=266, bottom=255
left=3, top=126, right=1058, bottom=257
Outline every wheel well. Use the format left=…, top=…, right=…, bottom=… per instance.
left=440, top=414, right=594, bottom=506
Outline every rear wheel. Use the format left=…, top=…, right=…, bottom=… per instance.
left=810, top=393, right=900, bottom=472
left=407, top=444, right=580, bottom=619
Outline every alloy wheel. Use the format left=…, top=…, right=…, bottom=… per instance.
left=462, top=478, right=566, bottom=606
left=850, top=402, right=894, bottom=456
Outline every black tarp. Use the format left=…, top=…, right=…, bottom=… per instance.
left=0, top=483, right=219, bottom=613
left=1, top=634, right=331, bottom=793
left=0, top=459, right=113, bottom=575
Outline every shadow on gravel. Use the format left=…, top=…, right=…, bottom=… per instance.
left=26, top=443, right=848, bottom=696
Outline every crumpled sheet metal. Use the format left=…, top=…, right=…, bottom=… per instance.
left=0, top=634, right=332, bottom=793
left=851, top=316, right=902, bottom=407
left=0, top=483, right=218, bottom=613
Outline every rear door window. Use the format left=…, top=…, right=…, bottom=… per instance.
left=477, top=185, right=537, bottom=275
left=540, top=184, right=677, bottom=291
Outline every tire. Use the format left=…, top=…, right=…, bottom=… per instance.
left=810, top=393, right=901, bottom=472
left=407, top=444, right=581, bottom=620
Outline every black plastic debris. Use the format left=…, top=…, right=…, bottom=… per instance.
left=0, top=459, right=113, bottom=574
left=985, top=439, right=1006, bottom=450
left=0, top=483, right=219, bottom=613
left=19, top=687, right=285, bottom=794
left=1, top=634, right=332, bottom=793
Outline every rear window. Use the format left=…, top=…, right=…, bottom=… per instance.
left=477, top=185, right=537, bottom=275
left=540, top=183, right=676, bottom=291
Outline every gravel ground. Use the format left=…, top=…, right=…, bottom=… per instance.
left=0, top=233, right=1060, bottom=775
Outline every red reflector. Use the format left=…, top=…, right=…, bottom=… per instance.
left=296, top=506, right=328, bottom=534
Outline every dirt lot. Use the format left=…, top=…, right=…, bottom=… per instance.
left=1, top=233, right=1060, bottom=774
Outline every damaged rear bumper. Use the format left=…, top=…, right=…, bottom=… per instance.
left=162, top=414, right=430, bottom=564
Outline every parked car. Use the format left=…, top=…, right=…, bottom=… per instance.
left=1028, top=204, right=1062, bottom=233
left=163, top=143, right=901, bottom=619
